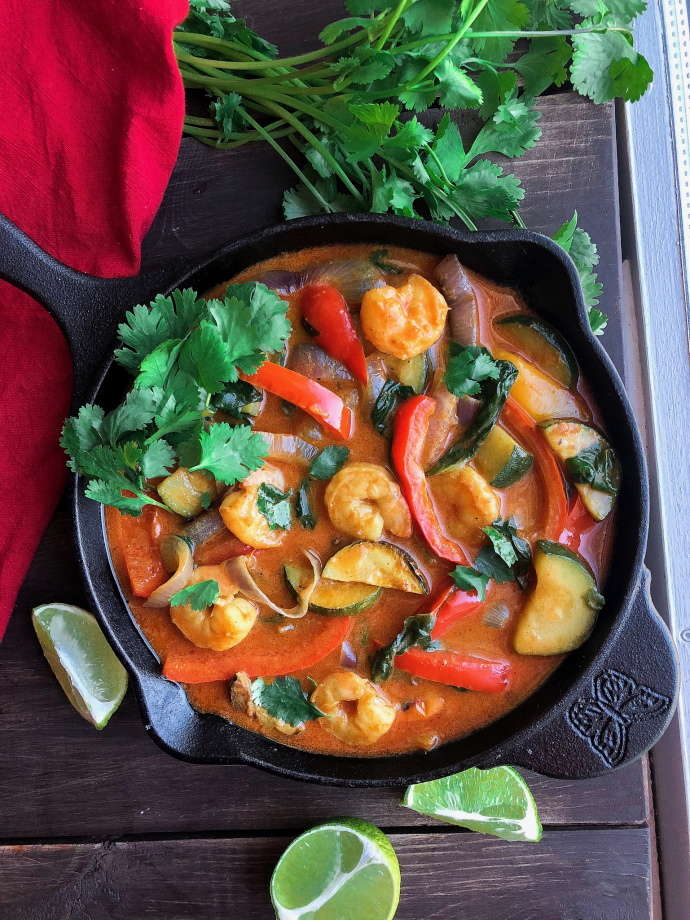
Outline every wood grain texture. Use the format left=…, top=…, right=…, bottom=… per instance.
left=0, top=508, right=649, bottom=840
left=0, top=829, right=652, bottom=920
left=0, top=7, right=655, bottom=920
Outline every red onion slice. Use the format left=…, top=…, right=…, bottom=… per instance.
left=144, top=537, right=194, bottom=608
left=435, top=255, right=479, bottom=346
left=289, top=342, right=354, bottom=384
left=340, top=641, right=358, bottom=669
left=303, top=259, right=385, bottom=307
left=258, top=270, right=303, bottom=294
left=224, top=551, right=322, bottom=619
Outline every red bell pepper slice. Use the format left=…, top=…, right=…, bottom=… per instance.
left=432, top=584, right=485, bottom=638
left=244, top=361, right=353, bottom=439
left=394, top=647, right=510, bottom=693
left=501, top=396, right=568, bottom=541
left=113, top=506, right=169, bottom=598
left=391, top=395, right=469, bottom=565
left=300, top=284, right=368, bottom=384
left=162, top=615, right=352, bottom=683
left=560, top=495, right=597, bottom=552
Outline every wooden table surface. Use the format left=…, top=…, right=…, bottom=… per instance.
left=0, top=3, right=661, bottom=918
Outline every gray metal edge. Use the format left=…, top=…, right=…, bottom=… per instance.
left=621, top=1, right=690, bottom=915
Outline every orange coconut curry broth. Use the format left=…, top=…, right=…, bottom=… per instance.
left=106, top=244, right=618, bottom=757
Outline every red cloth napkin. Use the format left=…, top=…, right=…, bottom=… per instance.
left=0, top=0, right=189, bottom=640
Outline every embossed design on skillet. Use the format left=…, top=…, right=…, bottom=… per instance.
left=0, top=212, right=678, bottom=785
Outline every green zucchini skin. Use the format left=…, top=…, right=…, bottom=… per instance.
left=386, top=351, right=429, bottom=394
left=496, top=314, right=579, bottom=388
left=322, top=541, right=429, bottom=595
left=540, top=418, right=620, bottom=521
left=428, top=359, right=518, bottom=476
left=491, top=445, right=534, bottom=488
left=284, top=565, right=381, bottom=616
left=513, top=540, right=604, bottom=656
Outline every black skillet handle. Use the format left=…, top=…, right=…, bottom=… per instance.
left=495, top=568, right=679, bottom=778
left=0, top=211, right=194, bottom=408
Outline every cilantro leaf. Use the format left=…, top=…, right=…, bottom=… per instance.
left=435, top=60, right=483, bottom=110
left=224, top=282, right=292, bottom=357
left=179, top=320, right=239, bottom=392
left=402, top=0, right=455, bottom=35
left=140, top=440, right=176, bottom=479
left=320, top=17, right=372, bottom=44
left=191, top=423, right=268, bottom=485
left=516, top=36, right=572, bottom=101
left=451, top=160, right=524, bottom=223
left=444, top=345, right=500, bottom=397
left=256, top=482, right=293, bottom=530
left=450, top=564, right=490, bottom=600
left=84, top=480, right=154, bottom=517
left=296, top=479, right=317, bottom=529
left=170, top=579, right=221, bottom=611
left=431, top=115, right=465, bottom=183
left=470, top=0, right=530, bottom=64
left=61, top=405, right=106, bottom=465
left=309, top=445, right=351, bottom=479
left=571, top=31, right=653, bottom=104
left=115, top=289, right=206, bottom=374
left=100, top=387, right=157, bottom=446
left=552, top=212, right=606, bottom=332
left=371, top=613, right=440, bottom=683
left=214, top=92, right=243, bottom=139
left=250, top=677, right=325, bottom=727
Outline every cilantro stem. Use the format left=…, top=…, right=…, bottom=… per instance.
left=236, top=105, right=334, bottom=213
left=374, top=0, right=413, bottom=51
left=259, top=99, right=366, bottom=206
left=511, top=210, right=527, bottom=229
left=410, top=0, right=491, bottom=84
left=172, top=28, right=370, bottom=70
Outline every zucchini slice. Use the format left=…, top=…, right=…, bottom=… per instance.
left=493, top=348, right=583, bottom=422
left=540, top=419, right=620, bottom=521
left=495, top=314, right=579, bottom=388
left=322, top=541, right=429, bottom=595
left=157, top=468, right=218, bottom=519
left=384, top=351, right=429, bottom=395
left=284, top=564, right=382, bottom=616
left=472, top=424, right=533, bottom=488
left=513, top=540, right=604, bottom=656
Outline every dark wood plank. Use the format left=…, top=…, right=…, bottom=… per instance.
left=0, top=508, right=649, bottom=839
left=0, top=829, right=652, bottom=920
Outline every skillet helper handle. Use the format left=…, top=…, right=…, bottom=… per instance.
left=497, top=568, right=679, bottom=778
left=0, top=211, right=192, bottom=409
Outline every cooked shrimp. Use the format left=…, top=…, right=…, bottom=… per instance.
left=311, top=672, right=397, bottom=746
left=325, top=462, right=411, bottom=541
left=170, top=565, right=257, bottom=651
left=219, top=464, right=287, bottom=549
left=361, top=274, right=448, bottom=360
left=438, top=465, right=501, bottom=546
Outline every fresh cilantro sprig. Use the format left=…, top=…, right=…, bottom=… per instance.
left=61, top=282, right=290, bottom=516
left=443, top=344, right=500, bottom=398
left=250, top=676, right=325, bottom=726
left=171, top=579, right=221, bottom=611
left=371, top=613, right=440, bottom=683
left=553, top=212, right=607, bottom=335
left=173, top=0, right=651, bottom=284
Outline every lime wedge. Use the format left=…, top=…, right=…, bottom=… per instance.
left=402, top=766, right=542, bottom=842
left=32, top=603, right=128, bottom=729
left=270, top=817, right=400, bottom=920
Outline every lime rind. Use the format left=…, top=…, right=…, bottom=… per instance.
left=402, top=766, right=542, bottom=843
left=271, top=818, right=400, bottom=920
left=32, top=603, right=128, bottom=729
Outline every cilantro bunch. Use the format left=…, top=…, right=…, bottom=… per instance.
left=61, top=283, right=291, bottom=517
left=174, top=0, right=635, bottom=331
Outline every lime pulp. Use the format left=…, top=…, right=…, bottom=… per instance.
left=402, top=765, right=542, bottom=842
left=32, top=603, right=128, bottom=729
left=270, top=817, right=400, bottom=920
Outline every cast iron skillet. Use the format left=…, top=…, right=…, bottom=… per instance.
left=0, top=211, right=679, bottom=786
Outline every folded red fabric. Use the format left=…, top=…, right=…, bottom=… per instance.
left=0, top=0, right=189, bottom=640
